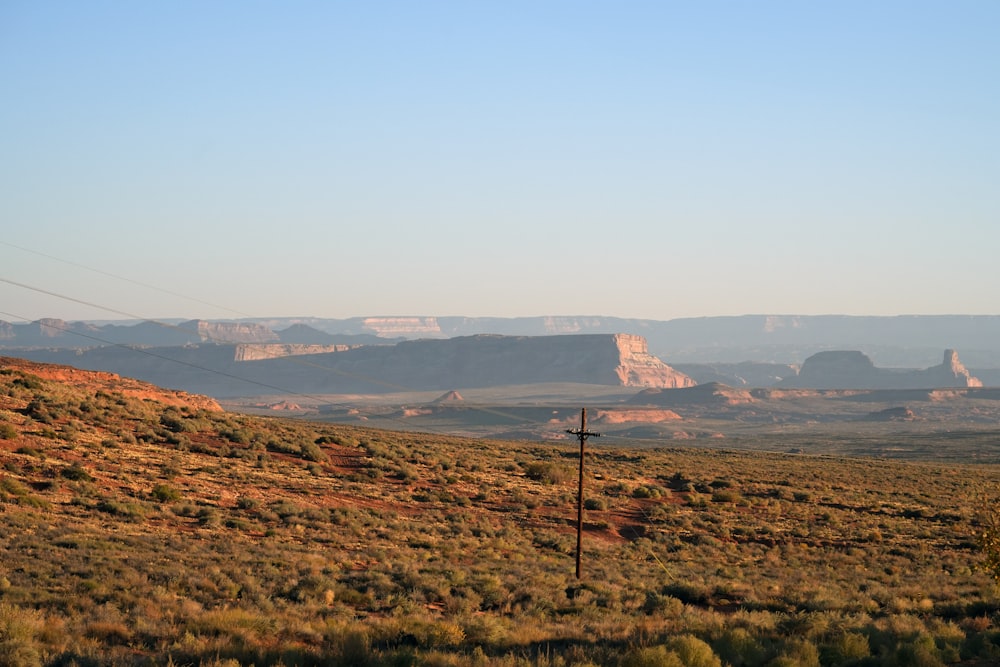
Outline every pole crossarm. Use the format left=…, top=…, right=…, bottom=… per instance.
left=567, top=408, right=600, bottom=579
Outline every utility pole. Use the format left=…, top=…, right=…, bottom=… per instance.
left=566, top=408, right=601, bottom=579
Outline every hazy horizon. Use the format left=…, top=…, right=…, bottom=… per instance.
left=3, top=2, right=998, bottom=323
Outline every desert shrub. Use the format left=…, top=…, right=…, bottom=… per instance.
left=325, top=626, right=372, bottom=666
left=300, top=441, right=327, bottom=462
left=713, top=627, right=766, bottom=667
left=668, top=635, right=722, bottom=667
left=23, top=400, right=53, bottom=424
left=584, top=497, right=608, bottom=511
left=220, top=427, right=253, bottom=445
left=890, top=633, right=943, bottom=667
left=0, top=478, right=30, bottom=500
left=524, top=461, right=570, bottom=484
left=159, top=409, right=200, bottom=434
left=643, top=592, right=685, bottom=617
left=770, top=638, right=820, bottom=667
left=0, top=603, right=42, bottom=667
left=625, top=645, right=684, bottom=667
left=317, top=433, right=357, bottom=447
left=60, top=463, right=92, bottom=482
left=11, top=374, right=43, bottom=391
left=236, top=496, right=260, bottom=511
left=666, top=472, right=693, bottom=491
left=0, top=423, right=16, bottom=441
left=150, top=484, right=182, bottom=503
left=711, top=489, right=741, bottom=504
left=196, top=507, right=220, bottom=527
left=634, top=485, right=664, bottom=499
left=977, top=494, right=1000, bottom=582
left=96, top=498, right=146, bottom=521
left=821, top=631, right=870, bottom=664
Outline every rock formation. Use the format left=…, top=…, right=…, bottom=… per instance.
left=233, top=344, right=351, bottom=361
left=188, top=320, right=278, bottom=344
left=917, top=349, right=983, bottom=388
left=630, top=382, right=755, bottom=407
left=612, top=334, right=695, bottom=388
left=361, top=317, right=443, bottom=337
left=779, top=349, right=982, bottom=389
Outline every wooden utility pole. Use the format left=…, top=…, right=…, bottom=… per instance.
left=566, top=408, right=600, bottom=579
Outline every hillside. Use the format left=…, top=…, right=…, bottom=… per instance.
left=2, top=357, right=1000, bottom=665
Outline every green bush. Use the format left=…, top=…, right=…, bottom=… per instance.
left=60, top=463, right=93, bottom=481
left=524, top=461, right=570, bottom=484
left=667, top=635, right=722, bottom=667
left=0, top=423, right=17, bottom=441
left=625, top=645, right=684, bottom=667
left=150, top=484, right=182, bottom=503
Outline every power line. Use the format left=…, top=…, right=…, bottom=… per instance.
left=0, top=240, right=252, bottom=319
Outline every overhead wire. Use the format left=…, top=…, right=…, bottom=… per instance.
left=0, top=240, right=253, bottom=319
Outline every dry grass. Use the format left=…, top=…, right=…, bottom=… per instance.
left=2, top=357, right=1000, bottom=666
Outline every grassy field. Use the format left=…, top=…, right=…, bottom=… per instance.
left=2, top=357, right=1000, bottom=666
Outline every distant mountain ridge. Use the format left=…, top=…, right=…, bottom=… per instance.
left=6, top=314, right=1000, bottom=368
left=15, top=333, right=693, bottom=397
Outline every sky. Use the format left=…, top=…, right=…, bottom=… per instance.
left=2, top=1, right=998, bottom=323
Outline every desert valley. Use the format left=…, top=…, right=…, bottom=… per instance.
left=3, top=315, right=1000, bottom=665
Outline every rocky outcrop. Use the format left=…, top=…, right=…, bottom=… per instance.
left=630, top=382, right=755, bottom=407
left=432, top=390, right=464, bottom=403
left=188, top=321, right=279, bottom=344
left=779, top=349, right=982, bottom=389
left=612, top=334, right=695, bottom=388
left=361, top=317, right=443, bottom=337
left=917, top=349, right=983, bottom=388
left=233, top=344, right=351, bottom=361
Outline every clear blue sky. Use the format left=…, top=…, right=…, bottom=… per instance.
left=2, top=1, right=998, bottom=322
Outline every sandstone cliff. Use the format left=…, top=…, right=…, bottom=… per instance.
left=612, top=334, right=695, bottom=388
left=188, top=320, right=278, bottom=344
left=233, top=344, right=352, bottom=361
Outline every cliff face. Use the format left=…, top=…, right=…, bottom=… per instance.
left=913, top=349, right=983, bottom=388
left=190, top=321, right=279, bottom=344
left=779, top=349, right=982, bottom=389
left=233, top=344, right=352, bottom=361
left=364, top=334, right=692, bottom=389
left=612, top=334, right=695, bottom=388
left=361, top=317, right=443, bottom=337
